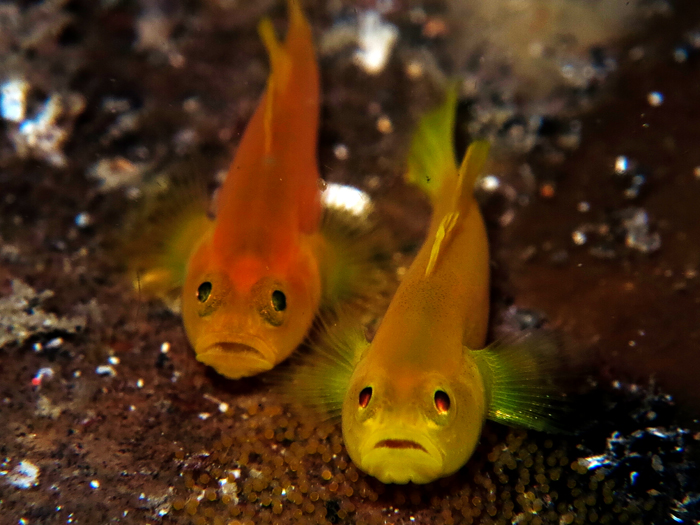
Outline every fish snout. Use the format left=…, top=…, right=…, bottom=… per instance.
left=355, top=426, right=445, bottom=484
left=195, top=334, right=277, bottom=379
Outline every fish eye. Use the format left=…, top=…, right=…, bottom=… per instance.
left=359, top=387, right=372, bottom=408
left=434, top=390, right=451, bottom=414
left=271, top=290, right=286, bottom=311
left=197, top=281, right=212, bottom=303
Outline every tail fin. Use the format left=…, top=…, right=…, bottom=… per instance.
left=273, top=314, right=367, bottom=422
left=405, top=85, right=459, bottom=203
left=472, top=332, right=569, bottom=433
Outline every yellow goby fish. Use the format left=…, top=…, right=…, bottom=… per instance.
left=287, top=89, right=561, bottom=484
left=128, top=0, right=391, bottom=379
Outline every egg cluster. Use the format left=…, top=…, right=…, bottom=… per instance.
left=171, top=397, right=661, bottom=525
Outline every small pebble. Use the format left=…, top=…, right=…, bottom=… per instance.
left=7, top=461, right=40, bottom=489
left=572, top=231, right=587, bottom=245
left=354, top=10, right=398, bottom=75
left=615, top=156, right=628, bottom=174
left=32, top=367, right=55, bottom=387
left=376, top=115, right=393, bottom=134
left=539, top=183, right=555, bottom=198
left=647, top=92, right=664, bottom=107
left=46, top=337, right=63, bottom=349
left=333, top=144, right=349, bottom=160
left=96, top=365, right=117, bottom=377
left=74, top=213, right=92, bottom=228
left=405, top=61, right=423, bottom=79
left=480, top=175, right=500, bottom=192
left=673, top=48, right=688, bottom=63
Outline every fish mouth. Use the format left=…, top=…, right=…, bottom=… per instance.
left=211, top=342, right=266, bottom=358
left=357, top=432, right=444, bottom=484
left=196, top=339, right=275, bottom=379
left=374, top=439, right=428, bottom=452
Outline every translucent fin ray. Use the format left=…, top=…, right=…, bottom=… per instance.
left=472, top=332, right=568, bottom=433
left=123, top=175, right=212, bottom=303
left=317, top=194, right=395, bottom=318
left=273, top=314, right=367, bottom=422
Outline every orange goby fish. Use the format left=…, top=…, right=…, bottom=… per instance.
left=182, top=0, right=322, bottom=378
left=285, top=88, right=562, bottom=484
left=127, top=0, right=391, bottom=379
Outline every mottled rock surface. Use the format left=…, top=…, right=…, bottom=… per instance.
left=1, top=1, right=700, bottom=524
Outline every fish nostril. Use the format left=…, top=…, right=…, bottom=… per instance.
left=359, top=386, right=372, bottom=408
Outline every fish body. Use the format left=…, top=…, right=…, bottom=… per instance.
left=341, top=136, right=492, bottom=484
left=181, top=0, right=322, bottom=378
left=127, top=0, right=392, bottom=379
left=286, top=89, right=560, bottom=484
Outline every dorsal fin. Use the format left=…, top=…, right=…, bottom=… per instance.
left=423, top=140, right=490, bottom=277
left=212, top=0, right=321, bottom=263
left=456, top=140, right=490, bottom=214
left=424, top=212, right=458, bottom=277
left=258, top=17, right=291, bottom=157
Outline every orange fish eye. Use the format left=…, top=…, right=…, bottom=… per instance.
left=271, top=290, right=286, bottom=311
left=434, top=390, right=450, bottom=414
left=359, top=387, right=372, bottom=408
left=197, top=281, right=212, bottom=302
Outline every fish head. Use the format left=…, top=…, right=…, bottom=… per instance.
left=182, top=234, right=321, bottom=379
left=341, top=352, right=487, bottom=484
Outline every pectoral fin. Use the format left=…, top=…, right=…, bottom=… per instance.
left=471, top=332, right=568, bottom=433
left=275, top=314, right=368, bottom=422
left=124, top=175, right=212, bottom=303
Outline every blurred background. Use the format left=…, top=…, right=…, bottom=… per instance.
left=1, top=0, right=699, bottom=523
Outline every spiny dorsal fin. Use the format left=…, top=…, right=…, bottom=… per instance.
left=425, top=211, right=459, bottom=277
left=455, top=139, right=490, bottom=214
left=258, top=17, right=291, bottom=156
left=471, top=332, right=568, bottom=433
left=423, top=140, right=489, bottom=277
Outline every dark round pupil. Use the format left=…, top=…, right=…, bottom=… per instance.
left=271, top=290, right=286, bottom=311
left=435, top=390, right=451, bottom=414
left=197, top=281, right=212, bottom=303
left=359, top=387, right=372, bottom=408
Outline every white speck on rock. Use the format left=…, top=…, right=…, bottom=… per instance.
left=5, top=461, right=40, bottom=489
left=0, top=280, right=86, bottom=349
left=1, top=79, right=30, bottom=122
left=353, top=10, right=398, bottom=74
left=95, top=365, right=117, bottom=377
